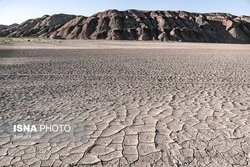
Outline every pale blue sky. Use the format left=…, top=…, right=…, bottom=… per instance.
left=0, top=0, right=250, bottom=25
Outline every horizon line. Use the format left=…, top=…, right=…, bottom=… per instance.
left=1, top=9, right=250, bottom=26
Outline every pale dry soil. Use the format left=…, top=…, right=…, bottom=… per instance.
left=0, top=41, right=250, bottom=167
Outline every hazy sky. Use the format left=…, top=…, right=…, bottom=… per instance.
left=0, top=0, right=250, bottom=25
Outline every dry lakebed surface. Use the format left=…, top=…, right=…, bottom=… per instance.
left=0, top=39, right=250, bottom=166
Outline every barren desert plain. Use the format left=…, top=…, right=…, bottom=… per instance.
left=0, top=39, right=250, bottom=166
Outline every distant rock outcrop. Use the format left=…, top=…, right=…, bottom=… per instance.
left=0, top=14, right=76, bottom=38
left=1, top=10, right=250, bottom=43
left=0, top=25, right=8, bottom=30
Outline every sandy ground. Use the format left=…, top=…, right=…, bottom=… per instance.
left=0, top=39, right=250, bottom=166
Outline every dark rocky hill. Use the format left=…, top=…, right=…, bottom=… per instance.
left=0, top=24, right=8, bottom=30
left=1, top=10, right=250, bottom=43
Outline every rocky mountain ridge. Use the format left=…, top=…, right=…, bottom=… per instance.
left=1, top=10, right=250, bottom=43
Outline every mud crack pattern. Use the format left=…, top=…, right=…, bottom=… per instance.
left=0, top=45, right=250, bottom=166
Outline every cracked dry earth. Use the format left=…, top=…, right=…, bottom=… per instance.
left=0, top=43, right=250, bottom=167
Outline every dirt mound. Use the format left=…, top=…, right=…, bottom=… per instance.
left=1, top=10, right=250, bottom=43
